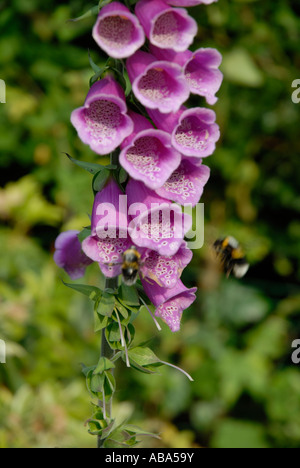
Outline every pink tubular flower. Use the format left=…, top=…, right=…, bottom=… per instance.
left=150, top=45, right=223, bottom=105
left=140, top=241, right=192, bottom=289
left=155, top=158, right=210, bottom=206
left=141, top=278, right=197, bottom=332
left=121, top=110, right=153, bottom=148
left=54, top=230, right=93, bottom=280
left=126, top=179, right=192, bottom=256
left=135, top=0, right=197, bottom=52
left=70, top=75, right=134, bottom=155
left=120, top=110, right=181, bottom=189
left=126, top=51, right=190, bottom=114
left=92, top=2, right=145, bottom=59
left=82, top=178, right=132, bottom=278
left=148, top=106, right=220, bottom=158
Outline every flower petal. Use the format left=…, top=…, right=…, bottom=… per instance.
left=184, top=48, right=223, bottom=105
left=120, top=128, right=181, bottom=189
left=54, top=230, right=93, bottom=280
left=135, top=0, right=197, bottom=52
left=83, top=178, right=132, bottom=279
left=149, top=45, right=223, bottom=105
left=82, top=234, right=131, bottom=278
left=93, top=2, right=145, bottom=59
left=127, top=51, right=190, bottom=113
left=71, top=76, right=134, bottom=155
left=141, top=278, right=197, bottom=331
left=155, top=158, right=210, bottom=206
left=127, top=180, right=192, bottom=256
left=172, top=107, right=220, bottom=157
left=140, top=241, right=193, bottom=288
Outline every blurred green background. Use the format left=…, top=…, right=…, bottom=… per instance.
left=1, top=0, right=300, bottom=448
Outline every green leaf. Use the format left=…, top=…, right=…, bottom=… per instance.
left=123, top=70, right=132, bottom=97
left=128, top=347, right=161, bottom=367
left=86, top=369, right=101, bottom=395
left=93, top=169, right=110, bottom=193
left=64, top=153, right=104, bottom=175
left=104, top=371, right=116, bottom=399
left=119, top=167, right=128, bottom=184
left=94, top=311, right=109, bottom=332
left=81, top=363, right=96, bottom=377
left=88, top=52, right=109, bottom=87
left=124, top=323, right=135, bottom=346
left=94, top=357, right=115, bottom=374
left=77, top=227, right=91, bottom=243
left=68, top=5, right=99, bottom=23
left=110, top=67, right=127, bottom=93
left=63, top=281, right=102, bottom=301
left=97, top=291, right=116, bottom=317
left=88, top=50, right=103, bottom=74
left=122, top=424, right=160, bottom=440
left=99, top=0, right=114, bottom=10
left=100, top=419, right=115, bottom=439
left=115, top=301, right=129, bottom=321
left=120, top=284, right=140, bottom=307
left=87, top=420, right=102, bottom=436
left=90, top=373, right=105, bottom=393
left=88, top=370, right=115, bottom=402
left=105, top=322, right=121, bottom=345
left=105, top=164, right=118, bottom=171
left=118, top=298, right=140, bottom=314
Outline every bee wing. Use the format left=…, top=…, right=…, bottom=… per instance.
left=233, top=262, right=250, bottom=279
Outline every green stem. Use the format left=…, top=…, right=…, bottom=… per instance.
left=110, top=149, right=119, bottom=167
left=97, top=149, right=120, bottom=449
left=97, top=276, right=119, bottom=448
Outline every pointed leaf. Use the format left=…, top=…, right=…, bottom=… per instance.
left=94, top=310, right=109, bottom=332
left=97, top=291, right=116, bottom=317
left=119, top=167, right=128, bottom=184
left=63, top=280, right=102, bottom=301
left=115, top=301, right=129, bottom=321
left=120, top=284, right=140, bottom=307
left=122, top=424, right=161, bottom=440
left=94, top=357, right=115, bottom=374
left=93, top=169, right=111, bottom=193
left=77, top=227, right=91, bottom=243
left=128, top=347, right=161, bottom=367
left=88, top=50, right=103, bottom=74
left=90, top=373, right=105, bottom=393
left=68, top=5, right=99, bottom=23
left=106, top=322, right=121, bottom=343
left=64, top=153, right=104, bottom=175
left=81, top=363, right=96, bottom=377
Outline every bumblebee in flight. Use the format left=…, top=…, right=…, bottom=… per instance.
left=213, top=236, right=249, bottom=279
